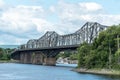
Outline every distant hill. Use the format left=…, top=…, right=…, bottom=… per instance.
left=0, top=45, right=19, bottom=49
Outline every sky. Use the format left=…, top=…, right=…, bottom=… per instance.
left=0, top=0, right=120, bottom=45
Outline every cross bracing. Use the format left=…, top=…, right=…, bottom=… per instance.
left=19, top=22, right=107, bottom=49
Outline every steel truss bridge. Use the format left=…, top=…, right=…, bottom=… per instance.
left=19, top=22, right=107, bottom=49
left=11, top=22, right=107, bottom=65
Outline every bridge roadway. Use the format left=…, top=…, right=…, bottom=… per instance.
left=11, top=22, right=107, bottom=66
left=13, top=45, right=79, bottom=52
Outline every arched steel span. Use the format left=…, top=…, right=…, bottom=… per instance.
left=19, top=22, right=107, bottom=49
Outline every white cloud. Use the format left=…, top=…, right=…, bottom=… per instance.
left=49, top=6, right=55, bottom=12
left=1, top=5, right=45, bottom=21
left=0, top=0, right=120, bottom=45
left=52, top=1, right=104, bottom=22
left=70, top=14, right=120, bottom=26
left=0, top=34, right=28, bottom=45
left=0, top=5, right=47, bottom=36
left=32, top=18, right=54, bottom=32
left=79, top=2, right=102, bottom=11
left=51, top=1, right=120, bottom=26
left=0, top=2, right=53, bottom=44
left=0, top=0, right=4, bottom=8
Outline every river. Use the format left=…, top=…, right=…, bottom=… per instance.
left=0, top=63, right=119, bottom=80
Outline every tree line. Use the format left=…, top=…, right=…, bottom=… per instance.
left=77, top=25, right=120, bottom=70
left=0, top=48, right=13, bottom=60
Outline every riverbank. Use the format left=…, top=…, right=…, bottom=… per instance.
left=72, top=68, right=120, bottom=76
left=0, top=60, right=19, bottom=63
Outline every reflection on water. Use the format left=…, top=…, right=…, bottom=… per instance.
left=0, top=63, right=119, bottom=80
left=56, top=63, right=77, bottom=67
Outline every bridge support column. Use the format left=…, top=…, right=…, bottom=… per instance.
left=20, top=52, right=31, bottom=64
left=43, top=57, right=56, bottom=66
left=19, top=50, right=60, bottom=66
left=41, top=50, right=60, bottom=66
left=20, top=52, right=24, bottom=63
left=24, top=53, right=28, bottom=63
left=32, top=53, right=44, bottom=65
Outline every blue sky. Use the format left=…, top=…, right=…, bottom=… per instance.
left=0, top=0, right=120, bottom=45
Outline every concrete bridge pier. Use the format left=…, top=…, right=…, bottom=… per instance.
left=20, top=52, right=31, bottom=64
left=19, top=52, right=45, bottom=64
left=43, top=57, right=56, bottom=66
left=18, top=50, right=60, bottom=66
left=42, top=50, right=60, bottom=66
left=31, top=52, right=44, bottom=65
left=20, top=52, right=26, bottom=63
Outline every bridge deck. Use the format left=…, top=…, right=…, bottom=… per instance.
left=11, top=45, right=79, bottom=55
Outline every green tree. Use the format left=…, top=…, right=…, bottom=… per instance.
left=0, top=48, right=13, bottom=60
left=77, top=42, right=91, bottom=68
left=77, top=24, right=120, bottom=69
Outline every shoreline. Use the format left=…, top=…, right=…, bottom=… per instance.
left=72, top=68, right=120, bottom=76
left=0, top=60, right=19, bottom=63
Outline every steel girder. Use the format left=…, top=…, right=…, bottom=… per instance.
left=19, top=22, right=107, bottom=49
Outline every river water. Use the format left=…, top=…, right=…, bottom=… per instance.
left=0, top=63, right=119, bottom=80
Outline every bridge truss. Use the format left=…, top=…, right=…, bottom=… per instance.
left=19, top=22, right=107, bottom=49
